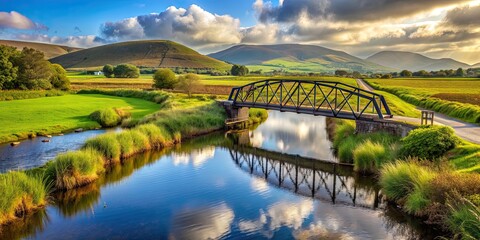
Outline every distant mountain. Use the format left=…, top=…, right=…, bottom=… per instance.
left=50, top=40, right=231, bottom=70
left=0, top=40, right=81, bottom=59
left=209, top=44, right=394, bottom=73
left=473, top=63, right=480, bottom=68
left=366, top=51, right=472, bottom=71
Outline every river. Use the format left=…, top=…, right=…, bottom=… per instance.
left=0, top=112, right=441, bottom=239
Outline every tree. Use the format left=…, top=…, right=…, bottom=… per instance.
left=0, top=45, right=19, bottom=90
left=231, top=65, right=249, bottom=76
left=103, top=64, right=114, bottom=78
left=177, top=73, right=201, bottom=97
left=381, top=74, right=392, bottom=79
left=400, top=70, right=412, bottom=77
left=14, top=47, right=53, bottom=90
left=50, top=64, right=71, bottom=90
left=113, top=64, right=140, bottom=78
left=153, top=68, right=177, bottom=89
left=456, top=68, right=465, bottom=77
left=352, top=71, right=362, bottom=78
left=414, top=70, right=430, bottom=77
left=334, top=70, right=348, bottom=76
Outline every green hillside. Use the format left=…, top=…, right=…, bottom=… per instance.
left=366, top=51, right=472, bottom=71
left=50, top=40, right=231, bottom=71
left=209, top=44, right=394, bottom=73
left=0, top=40, right=81, bottom=59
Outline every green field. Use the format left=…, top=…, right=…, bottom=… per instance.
left=0, top=94, right=160, bottom=143
left=366, top=78, right=480, bottom=123
left=68, top=72, right=358, bottom=88
left=367, top=78, right=480, bottom=104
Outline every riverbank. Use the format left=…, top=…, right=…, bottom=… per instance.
left=330, top=119, right=480, bottom=238
left=0, top=90, right=165, bottom=143
left=0, top=90, right=268, bottom=226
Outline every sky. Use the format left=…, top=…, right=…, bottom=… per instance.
left=1, top=0, right=480, bottom=64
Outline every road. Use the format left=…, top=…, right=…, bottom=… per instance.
left=356, top=79, right=480, bottom=144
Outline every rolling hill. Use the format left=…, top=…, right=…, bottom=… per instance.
left=208, top=44, right=395, bottom=73
left=50, top=40, right=231, bottom=70
left=366, top=51, right=472, bottom=71
left=0, top=40, right=81, bottom=59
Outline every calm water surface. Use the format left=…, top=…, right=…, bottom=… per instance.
left=0, top=128, right=119, bottom=173
left=0, top=112, right=440, bottom=239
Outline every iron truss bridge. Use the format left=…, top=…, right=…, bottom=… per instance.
left=229, top=146, right=385, bottom=209
left=228, top=80, right=392, bottom=120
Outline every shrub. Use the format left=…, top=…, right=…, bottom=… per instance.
left=78, top=89, right=170, bottom=105
left=0, top=171, right=47, bottom=224
left=400, top=125, right=459, bottom=160
left=153, top=68, right=177, bottom=89
left=429, top=173, right=480, bottom=205
left=103, top=64, right=114, bottom=78
left=84, top=133, right=121, bottom=163
left=177, top=73, right=201, bottom=97
left=353, top=140, right=388, bottom=173
left=89, top=108, right=121, bottom=127
left=113, top=64, right=140, bottom=78
left=44, top=148, right=104, bottom=190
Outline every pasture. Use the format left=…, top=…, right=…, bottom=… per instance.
left=367, top=78, right=480, bottom=105
left=366, top=78, right=480, bottom=123
left=68, top=72, right=358, bottom=91
left=0, top=94, right=160, bottom=143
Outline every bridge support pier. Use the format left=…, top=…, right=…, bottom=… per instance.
left=222, top=101, right=249, bottom=120
left=355, top=119, right=415, bottom=137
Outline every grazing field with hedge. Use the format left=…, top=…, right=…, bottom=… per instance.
left=0, top=93, right=160, bottom=143
left=366, top=78, right=480, bottom=123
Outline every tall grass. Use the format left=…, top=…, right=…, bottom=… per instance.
left=44, top=148, right=105, bottom=190
left=84, top=133, right=121, bottom=164
left=353, top=140, right=389, bottom=173
left=447, top=198, right=480, bottom=240
left=380, top=160, right=437, bottom=214
left=0, top=172, right=48, bottom=225
left=332, top=119, right=399, bottom=170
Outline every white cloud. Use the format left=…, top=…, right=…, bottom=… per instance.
left=0, top=11, right=47, bottom=30
left=14, top=34, right=106, bottom=48
left=101, top=5, right=242, bottom=49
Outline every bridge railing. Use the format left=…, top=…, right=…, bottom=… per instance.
left=228, top=79, right=392, bottom=120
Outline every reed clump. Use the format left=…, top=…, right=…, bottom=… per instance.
left=44, top=148, right=105, bottom=190
left=0, top=172, right=48, bottom=225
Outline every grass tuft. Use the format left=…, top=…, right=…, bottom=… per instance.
left=44, top=148, right=104, bottom=190
left=0, top=171, right=48, bottom=225
left=84, top=133, right=121, bottom=163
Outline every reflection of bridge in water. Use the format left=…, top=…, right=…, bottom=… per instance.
left=228, top=146, right=384, bottom=209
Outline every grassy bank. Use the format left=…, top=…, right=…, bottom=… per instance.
left=330, top=116, right=480, bottom=238
left=0, top=92, right=228, bottom=225
left=0, top=93, right=161, bottom=143
left=332, top=120, right=400, bottom=174
left=366, top=79, right=480, bottom=124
